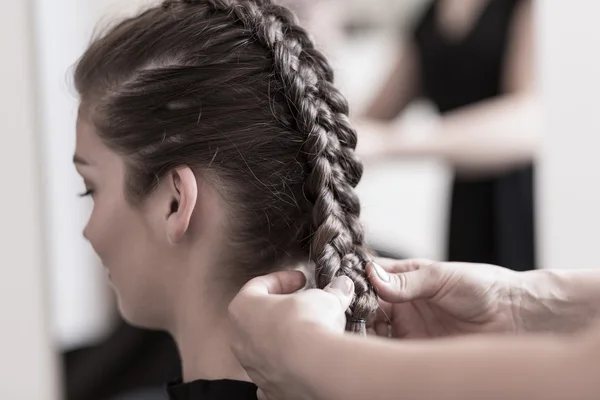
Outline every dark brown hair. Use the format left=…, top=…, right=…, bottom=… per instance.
left=74, top=0, right=377, bottom=333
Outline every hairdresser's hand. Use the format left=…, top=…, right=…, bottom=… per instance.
left=367, top=259, right=523, bottom=338
left=229, top=271, right=354, bottom=400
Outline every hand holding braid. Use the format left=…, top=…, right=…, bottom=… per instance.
left=179, top=0, right=378, bottom=333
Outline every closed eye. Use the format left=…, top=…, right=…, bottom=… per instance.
left=78, top=189, right=94, bottom=198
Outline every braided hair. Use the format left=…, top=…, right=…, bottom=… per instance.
left=75, top=0, right=378, bottom=333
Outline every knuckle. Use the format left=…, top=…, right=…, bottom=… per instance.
left=230, top=339, right=245, bottom=358
left=425, top=261, right=444, bottom=280
left=322, top=289, right=344, bottom=308
left=227, top=298, right=241, bottom=320
left=323, top=291, right=348, bottom=315
left=230, top=341, right=241, bottom=355
left=286, top=296, right=306, bottom=316
left=410, top=258, right=435, bottom=270
left=391, top=271, right=407, bottom=293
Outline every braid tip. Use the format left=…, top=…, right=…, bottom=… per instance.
left=346, top=317, right=367, bottom=336
left=349, top=317, right=366, bottom=324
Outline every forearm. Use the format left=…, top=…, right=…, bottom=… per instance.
left=293, top=328, right=598, bottom=400
left=517, top=269, right=600, bottom=334
left=387, top=94, right=541, bottom=175
left=363, top=43, right=420, bottom=121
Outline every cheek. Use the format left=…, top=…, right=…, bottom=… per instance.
left=85, top=200, right=141, bottom=268
left=85, top=197, right=165, bottom=289
left=85, top=203, right=119, bottom=264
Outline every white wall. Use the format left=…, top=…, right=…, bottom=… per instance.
left=537, top=1, right=600, bottom=270
left=0, top=1, right=60, bottom=398
left=33, top=0, right=118, bottom=351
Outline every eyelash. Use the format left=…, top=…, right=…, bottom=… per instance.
left=78, top=189, right=94, bottom=198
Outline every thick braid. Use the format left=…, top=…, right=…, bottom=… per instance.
left=182, top=0, right=378, bottom=332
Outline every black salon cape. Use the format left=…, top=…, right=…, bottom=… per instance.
left=167, top=379, right=258, bottom=400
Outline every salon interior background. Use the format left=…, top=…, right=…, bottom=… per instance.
left=1, top=0, right=598, bottom=398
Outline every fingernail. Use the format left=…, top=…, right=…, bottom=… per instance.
left=372, top=263, right=390, bottom=282
left=331, top=276, right=353, bottom=295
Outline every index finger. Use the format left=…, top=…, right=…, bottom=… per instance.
left=238, top=270, right=307, bottom=296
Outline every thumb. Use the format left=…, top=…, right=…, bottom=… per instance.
left=239, top=270, right=307, bottom=297
left=367, top=262, right=441, bottom=302
left=323, top=276, right=354, bottom=312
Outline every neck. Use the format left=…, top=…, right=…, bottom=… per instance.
left=170, top=285, right=251, bottom=383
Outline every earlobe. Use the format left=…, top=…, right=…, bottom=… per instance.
left=167, top=167, right=198, bottom=243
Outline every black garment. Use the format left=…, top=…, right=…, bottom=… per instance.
left=413, top=0, right=535, bottom=271
left=166, top=379, right=258, bottom=400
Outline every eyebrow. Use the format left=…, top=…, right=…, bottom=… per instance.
left=73, top=154, right=90, bottom=165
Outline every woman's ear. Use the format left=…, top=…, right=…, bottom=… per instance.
left=166, top=166, right=198, bottom=243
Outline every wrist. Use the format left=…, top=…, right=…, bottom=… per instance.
left=285, top=323, right=333, bottom=397
left=287, top=324, right=357, bottom=400
left=388, top=118, right=441, bottom=158
left=515, top=269, right=575, bottom=334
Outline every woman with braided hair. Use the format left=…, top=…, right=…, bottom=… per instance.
left=72, top=0, right=375, bottom=398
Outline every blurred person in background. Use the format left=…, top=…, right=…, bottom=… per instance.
left=357, top=0, right=539, bottom=272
